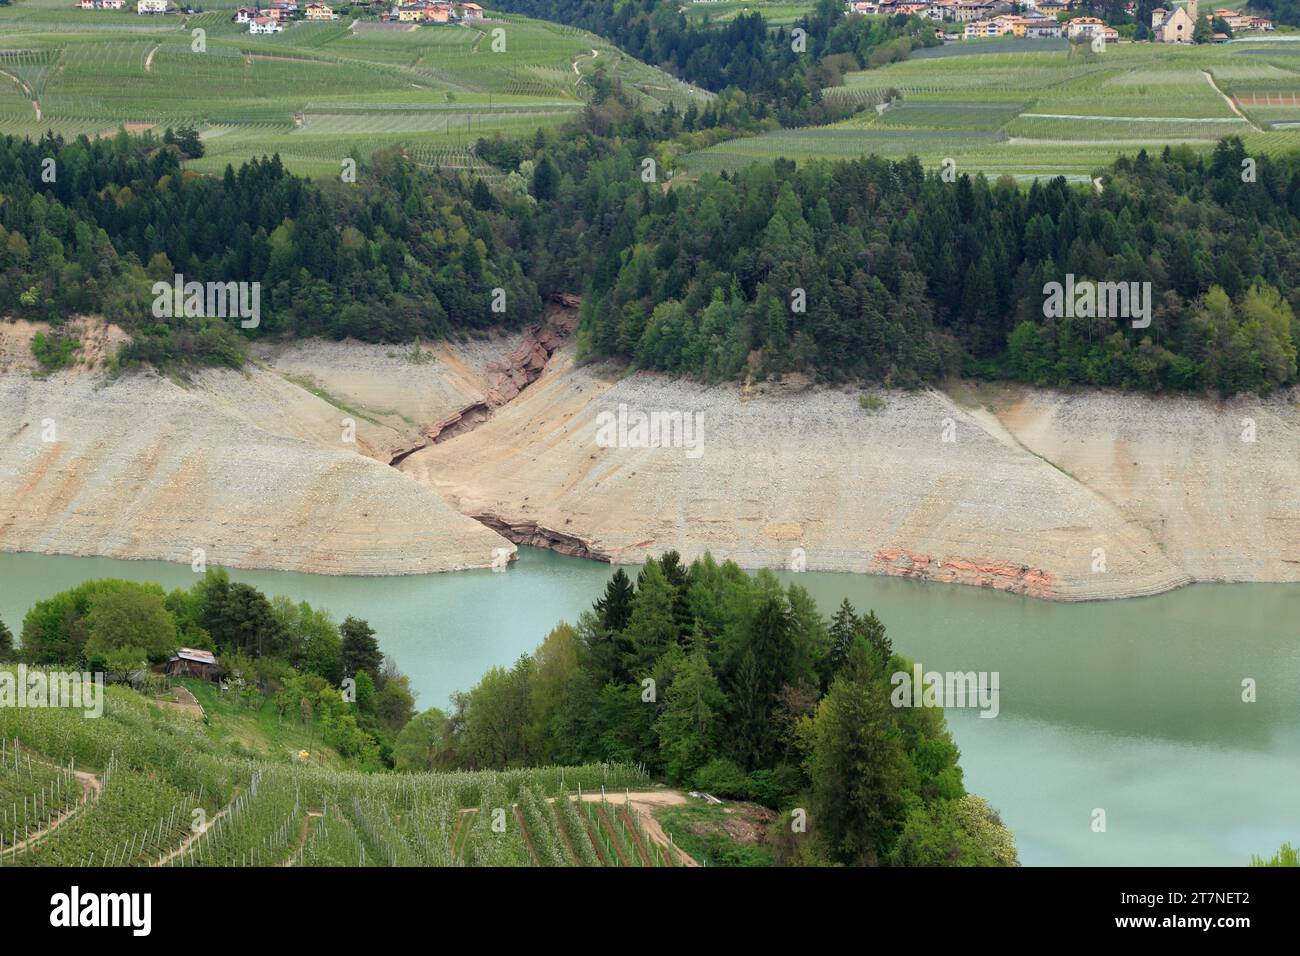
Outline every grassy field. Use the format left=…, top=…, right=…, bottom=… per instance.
left=682, top=0, right=818, bottom=27
left=0, top=0, right=709, bottom=178
left=681, top=37, right=1300, bottom=181
left=0, top=670, right=673, bottom=867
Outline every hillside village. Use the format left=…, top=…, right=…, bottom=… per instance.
left=238, top=0, right=486, bottom=30
left=845, top=0, right=1272, bottom=43
left=73, top=0, right=489, bottom=31
left=69, top=0, right=1273, bottom=44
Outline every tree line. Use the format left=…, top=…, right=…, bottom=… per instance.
left=6, top=571, right=416, bottom=770
left=393, top=552, right=1019, bottom=866
left=528, top=120, right=1297, bottom=394
left=0, top=130, right=538, bottom=368
left=5, top=80, right=1296, bottom=395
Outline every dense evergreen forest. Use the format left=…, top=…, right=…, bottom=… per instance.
left=393, top=552, right=1018, bottom=866
left=3, top=52, right=1297, bottom=394
left=489, top=0, right=937, bottom=125
left=502, top=89, right=1298, bottom=395
left=566, top=136, right=1300, bottom=394
left=0, top=131, right=539, bottom=367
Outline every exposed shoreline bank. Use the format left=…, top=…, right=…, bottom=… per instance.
left=2, top=319, right=1296, bottom=597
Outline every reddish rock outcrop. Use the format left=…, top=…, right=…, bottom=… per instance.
left=429, top=310, right=577, bottom=442
left=874, top=547, right=1055, bottom=599
left=386, top=305, right=580, bottom=466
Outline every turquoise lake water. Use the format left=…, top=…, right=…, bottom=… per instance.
left=1, top=548, right=1296, bottom=866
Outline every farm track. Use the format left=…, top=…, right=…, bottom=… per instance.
left=572, top=47, right=597, bottom=77
left=1204, top=69, right=1262, bottom=132
left=152, top=784, right=243, bottom=867
left=1018, top=112, right=1248, bottom=123
left=0, top=69, right=39, bottom=120
left=1005, top=136, right=1218, bottom=146
left=617, top=806, right=653, bottom=866
left=579, top=792, right=696, bottom=866
left=278, top=809, right=323, bottom=867
left=0, top=768, right=100, bottom=858
left=452, top=806, right=475, bottom=859
left=593, top=804, right=630, bottom=865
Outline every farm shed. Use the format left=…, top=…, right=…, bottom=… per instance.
left=164, top=648, right=221, bottom=681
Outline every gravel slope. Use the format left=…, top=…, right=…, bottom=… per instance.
left=4, top=320, right=1296, bottom=597
left=0, top=367, right=510, bottom=575
left=402, top=345, right=1298, bottom=600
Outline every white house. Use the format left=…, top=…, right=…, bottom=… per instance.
left=250, top=14, right=284, bottom=32
left=137, top=0, right=168, bottom=12
left=1066, top=16, right=1117, bottom=41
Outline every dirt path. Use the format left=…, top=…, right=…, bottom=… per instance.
left=0, top=770, right=100, bottom=857
left=0, top=69, right=39, bottom=120
left=152, top=785, right=242, bottom=867
left=1006, top=136, right=1221, bottom=146
left=1019, top=111, right=1247, bottom=124
left=593, top=804, right=630, bottom=865
left=573, top=791, right=697, bottom=866
left=157, top=685, right=204, bottom=719
left=617, top=806, right=653, bottom=866
left=144, top=44, right=159, bottom=74
left=1203, top=70, right=1261, bottom=132
left=279, top=809, right=322, bottom=867
left=572, top=48, right=598, bottom=76
left=451, top=806, right=470, bottom=858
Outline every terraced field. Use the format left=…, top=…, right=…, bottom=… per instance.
left=683, top=37, right=1300, bottom=181
left=0, top=671, right=671, bottom=867
left=682, top=0, right=818, bottom=27
left=0, top=0, right=708, bottom=177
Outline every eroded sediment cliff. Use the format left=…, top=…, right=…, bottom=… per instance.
left=399, top=344, right=1299, bottom=600
left=0, top=321, right=511, bottom=575
left=3, top=316, right=1296, bottom=596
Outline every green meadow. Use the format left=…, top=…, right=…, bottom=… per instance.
left=0, top=0, right=708, bottom=177
left=682, top=0, right=819, bottom=27
left=682, top=37, right=1300, bottom=181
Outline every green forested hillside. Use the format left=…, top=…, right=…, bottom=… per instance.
left=1, top=554, right=1018, bottom=867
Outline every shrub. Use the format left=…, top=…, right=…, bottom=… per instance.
left=31, top=330, right=80, bottom=371
left=692, top=757, right=752, bottom=798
